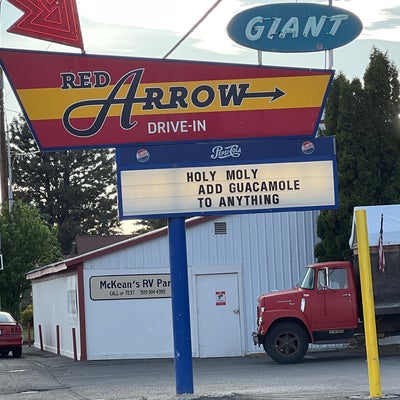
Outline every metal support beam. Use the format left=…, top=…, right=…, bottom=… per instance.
left=168, top=217, right=194, bottom=394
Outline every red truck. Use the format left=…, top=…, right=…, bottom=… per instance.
left=253, top=253, right=400, bottom=363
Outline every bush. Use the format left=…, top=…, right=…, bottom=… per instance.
left=20, top=304, right=33, bottom=326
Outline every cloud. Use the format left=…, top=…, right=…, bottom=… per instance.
left=367, top=6, right=400, bottom=30
left=75, top=0, right=400, bottom=55
left=78, top=0, right=238, bottom=33
left=78, top=0, right=246, bottom=56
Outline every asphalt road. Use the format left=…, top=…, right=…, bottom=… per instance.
left=1, top=344, right=400, bottom=400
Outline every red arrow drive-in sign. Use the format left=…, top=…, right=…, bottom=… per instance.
left=0, top=48, right=333, bottom=150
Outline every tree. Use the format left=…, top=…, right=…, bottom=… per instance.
left=316, top=48, right=400, bottom=261
left=0, top=201, right=62, bottom=317
left=133, top=218, right=167, bottom=235
left=363, top=48, right=400, bottom=204
left=9, top=116, right=120, bottom=254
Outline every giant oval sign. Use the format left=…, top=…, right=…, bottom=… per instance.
left=227, top=3, right=363, bottom=53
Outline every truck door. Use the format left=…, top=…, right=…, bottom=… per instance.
left=309, top=267, right=357, bottom=330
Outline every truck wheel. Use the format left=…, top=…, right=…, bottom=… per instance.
left=264, top=322, right=308, bottom=364
left=12, top=347, right=22, bottom=358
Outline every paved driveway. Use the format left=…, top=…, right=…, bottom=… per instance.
left=0, top=345, right=400, bottom=399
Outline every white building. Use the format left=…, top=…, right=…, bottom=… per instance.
left=27, top=211, right=319, bottom=361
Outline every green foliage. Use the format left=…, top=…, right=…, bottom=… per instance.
left=0, top=201, right=62, bottom=317
left=316, top=48, right=400, bottom=261
left=133, top=218, right=168, bottom=235
left=9, top=116, right=120, bottom=254
left=20, top=304, right=33, bottom=326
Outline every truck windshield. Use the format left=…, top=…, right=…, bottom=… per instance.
left=298, top=267, right=315, bottom=289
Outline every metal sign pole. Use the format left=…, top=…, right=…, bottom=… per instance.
left=168, top=217, right=194, bottom=394
left=355, top=210, right=382, bottom=398
left=328, top=0, right=334, bottom=69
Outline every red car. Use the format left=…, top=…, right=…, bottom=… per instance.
left=0, top=311, right=23, bottom=358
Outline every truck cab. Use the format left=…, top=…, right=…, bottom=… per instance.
left=254, top=261, right=358, bottom=363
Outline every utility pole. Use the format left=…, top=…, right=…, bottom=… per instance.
left=0, top=69, right=8, bottom=206
left=0, top=69, right=5, bottom=313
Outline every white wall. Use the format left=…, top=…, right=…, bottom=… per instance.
left=83, top=268, right=173, bottom=360
left=82, top=210, right=318, bottom=358
left=31, top=210, right=319, bottom=360
left=32, top=273, right=80, bottom=359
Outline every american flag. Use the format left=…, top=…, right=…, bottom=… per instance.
left=378, top=213, right=385, bottom=273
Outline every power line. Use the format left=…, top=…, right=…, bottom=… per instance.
left=163, top=0, right=223, bottom=59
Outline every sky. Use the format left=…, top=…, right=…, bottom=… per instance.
left=0, top=0, right=399, bottom=231
left=0, top=0, right=400, bottom=118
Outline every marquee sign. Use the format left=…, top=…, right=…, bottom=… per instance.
left=227, top=3, right=363, bottom=53
left=0, top=48, right=333, bottom=150
left=117, top=137, right=338, bottom=219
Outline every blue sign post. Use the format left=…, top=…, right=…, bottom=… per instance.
left=168, top=217, right=194, bottom=394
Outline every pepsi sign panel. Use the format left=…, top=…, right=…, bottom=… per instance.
left=117, top=136, right=336, bottom=169
left=227, top=3, right=363, bottom=53
left=116, top=137, right=338, bottom=219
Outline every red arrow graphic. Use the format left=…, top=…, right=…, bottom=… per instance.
left=7, top=0, right=84, bottom=50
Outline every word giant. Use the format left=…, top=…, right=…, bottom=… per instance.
left=227, top=3, right=363, bottom=52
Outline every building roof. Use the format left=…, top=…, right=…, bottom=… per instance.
left=349, top=205, right=400, bottom=249
left=75, top=234, right=136, bottom=255
left=27, top=216, right=216, bottom=280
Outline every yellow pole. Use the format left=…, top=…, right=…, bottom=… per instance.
left=355, top=209, right=382, bottom=398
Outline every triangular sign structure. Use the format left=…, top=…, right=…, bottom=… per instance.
left=7, top=0, right=84, bottom=50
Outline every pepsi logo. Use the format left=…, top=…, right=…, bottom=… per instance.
left=136, top=148, right=150, bottom=162
left=302, top=141, right=315, bottom=155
